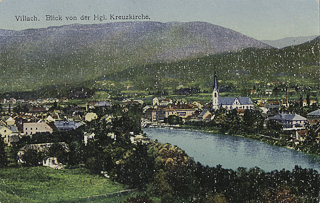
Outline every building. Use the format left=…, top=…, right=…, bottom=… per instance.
left=164, top=104, right=197, bottom=119
left=0, top=125, right=19, bottom=146
left=307, top=109, right=320, bottom=125
left=198, top=109, right=212, bottom=121
left=212, top=73, right=253, bottom=110
left=54, top=120, right=83, bottom=131
left=6, top=117, right=15, bottom=126
left=84, top=112, right=98, bottom=122
left=153, top=97, right=173, bottom=106
left=144, top=108, right=166, bottom=122
left=269, top=113, right=308, bottom=130
left=23, top=122, right=53, bottom=135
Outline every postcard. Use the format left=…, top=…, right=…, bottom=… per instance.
left=0, top=0, right=319, bottom=202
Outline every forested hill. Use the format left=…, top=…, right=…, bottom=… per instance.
left=0, top=21, right=269, bottom=92
left=101, top=36, right=320, bottom=91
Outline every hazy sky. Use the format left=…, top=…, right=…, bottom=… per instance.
left=0, top=0, right=319, bottom=40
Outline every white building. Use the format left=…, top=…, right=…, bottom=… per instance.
left=23, top=122, right=53, bottom=135
left=212, top=73, right=253, bottom=110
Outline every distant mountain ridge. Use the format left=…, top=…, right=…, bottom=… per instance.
left=0, top=21, right=270, bottom=92
left=262, top=35, right=319, bottom=49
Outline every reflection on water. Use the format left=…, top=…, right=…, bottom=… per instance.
left=144, top=128, right=320, bottom=172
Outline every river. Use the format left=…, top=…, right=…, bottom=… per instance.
left=144, top=128, right=320, bottom=172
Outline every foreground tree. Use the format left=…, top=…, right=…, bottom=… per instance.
left=0, top=138, right=8, bottom=167
left=21, top=149, right=44, bottom=166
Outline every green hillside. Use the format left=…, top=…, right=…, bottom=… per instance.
left=100, top=36, right=320, bottom=92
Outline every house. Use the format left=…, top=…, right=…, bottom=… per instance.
left=23, top=122, right=53, bottom=135
left=302, top=99, right=317, bottom=107
left=307, top=109, right=320, bottom=125
left=84, top=132, right=95, bottom=146
left=198, top=109, right=212, bottom=121
left=250, top=90, right=257, bottom=95
left=45, top=115, right=56, bottom=122
left=192, top=101, right=204, bottom=110
left=60, top=97, right=68, bottom=102
left=54, top=120, right=83, bottom=131
left=130, top=134, right=150, bottom=145
left=6, top=117, right=15, bottom=126
left=43, top=157, right=64, bottom=169
left=212, top=73, right=253, bottom=110
left=0, top=125, right=19, bottom=146
left=144, top=108, right=166, bottom=122
left=164, top=104, right=197, bottom=119
left=85, top=112, right=98, bottom=122
left=295, top=130, right=308, bottom=143
left=153, top=97, right=173, bottom=106
left=0, top=98, right=7, bottom=104
left=265, top=89, right=273, bottom=95
left=269, top=113, right=308, bottom=130
left=87, top=101, right=111, bottom=110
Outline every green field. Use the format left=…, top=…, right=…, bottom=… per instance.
left=0, top=167, right=139, bottom=203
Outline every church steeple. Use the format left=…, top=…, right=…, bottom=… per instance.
left=213, top=72, right=218, bottom=91
left=212, top=72, right=219, bottom=109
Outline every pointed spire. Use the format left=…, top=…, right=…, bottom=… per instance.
left=213, top=71, right=218, bottom=90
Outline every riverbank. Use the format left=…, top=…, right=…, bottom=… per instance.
left=144, top=127, right=320, bottom=172
left=144, top=122, right=320, bottom=158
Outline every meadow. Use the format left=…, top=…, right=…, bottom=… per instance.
left=0, top=166, right=140, bottom=203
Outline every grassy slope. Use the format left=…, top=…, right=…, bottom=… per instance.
left=0, top=167, right=130, bottom=203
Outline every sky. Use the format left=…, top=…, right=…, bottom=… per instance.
left=0, top=0, right=319, bottom=40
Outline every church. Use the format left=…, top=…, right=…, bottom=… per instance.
left=212, top=73, right=254, bottom=110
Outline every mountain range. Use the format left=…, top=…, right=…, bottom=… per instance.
left=262, top=35, right=319, bottom=49
left=0, top=21, right=270, bottom=92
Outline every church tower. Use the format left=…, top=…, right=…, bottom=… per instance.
left=212, top=72, right=219, bottom=109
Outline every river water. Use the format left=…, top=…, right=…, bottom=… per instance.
left=144, top=128, right=320, bottom=172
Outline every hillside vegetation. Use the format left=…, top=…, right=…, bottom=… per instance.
left=0, top=21, right=269, bottom=93
left=101, top=36, right=320, bottom=92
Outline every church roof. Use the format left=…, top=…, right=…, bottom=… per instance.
left=218, top=97, right=236, bottom=105
left=218, top=97, right=253, bottom=105
left=238, top=97, right=253, bottom=105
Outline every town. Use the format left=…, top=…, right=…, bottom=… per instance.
left=0, top=73, right=319, bottom=167
left=0, top=72, right=319, bottom=202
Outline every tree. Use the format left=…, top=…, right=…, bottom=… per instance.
left=166, top=115, right=183, bottom=125
left=47, top=143, right=69, bottom=164
left=299, top=95, right=303, bottom=108
left=243, top=110, right=264, bottom=133
left=306, top=93, right=310, bottom=107
left=0, top=138, right=8, bottom=167
left=21, top=148, right=45, bottom=166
